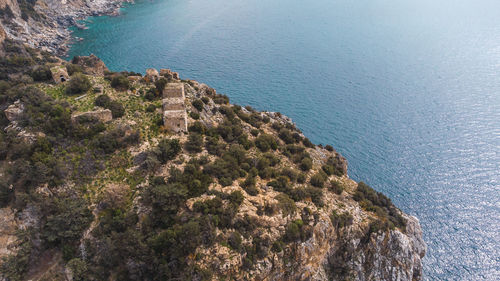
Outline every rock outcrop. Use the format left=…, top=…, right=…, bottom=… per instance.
left=0, top=0, right=131, bottom=55
left=71, top=54, right=109, bottom=76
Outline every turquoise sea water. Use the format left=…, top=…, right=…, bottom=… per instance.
left=67, top=0, right=500, bottom=279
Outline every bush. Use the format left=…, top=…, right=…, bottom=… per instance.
left=278, top=128, right=295, bottom=144
left=30, top=65, right=52, bottom=81
left=281, top=168, right=298, bottom=182
left=157, top=139, right=181, bottom=163
left=283, top=220, right=312, bottom=242
left=329, top=181, right=344, bottom=195
left=325, top=145, right=334, bottom=152
left=66, top=64, right=83, bottom=76
left=303, top=137, right=314, bottom=148
left=94, top=94, right=124, bottom=118
left=192, top=99, right=204, bottom=111
left=201, top=97, right=210, bottom=104
left=228, top=231, right=242, bottom=251
left=189, top=111, right=200, bottom=120
left=111, top=75, right=130, bottom=91
left=65, top=73, right=91, bottom=95
left=95, top=94, right=111, bottom=107
left=205, top=136, right=225, bottom=156
left=309, top=171, right=327, bottom=188
left=146, top=104, right=157, bottom=112
left=299, top=158, right=313, bottom=171
left=330, top=210, right=353, bottom=229
left=275, top=194, right=296, bottom=216
left=107, top=101, right=125, bottom=118
left=154, top=78, right=167, bottom=93
left=213, top=94, right=229, bottom=104
left=188, top=121, right=206, bottom=134
left=353, top=182, right=406, bottom=230
left=254, top=134, right=278, bottom=152
left=185, top=133, right=204, bottom=153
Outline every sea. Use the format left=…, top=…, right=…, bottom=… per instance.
left=67, top=0, right=500, bottom=279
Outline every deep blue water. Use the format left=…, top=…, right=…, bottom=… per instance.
left=67, top=0, right=500, bottom=279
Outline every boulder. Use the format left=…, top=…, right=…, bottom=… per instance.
left=4, top=100, right=24, bottom=122
left=71, top=109, right=112, bottom=123
left=71, top=54, right=109, bottom=76
left=160, top=68, right=180, bottom=80
left=145, top=68, right=159, bottom=82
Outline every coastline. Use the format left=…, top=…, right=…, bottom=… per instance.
left=0, top=0, right=134, bottom=56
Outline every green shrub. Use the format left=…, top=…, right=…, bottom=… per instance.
left=213, top=94, right=229, bottom=104
left=330, top=210, right=353, bottom=229
left=146, top=104, right=157, bottom=112
left=189, top=111, right=200, bottom=120
left=310, top=171, right=327, bottom=188
left=154, top=78, right=167, bottom=93
left=302, top=137, right=314, bottom=148
left=299, top=158, right=313, bottom=171
left=254, top=134, right=278, bottom=152
left=201, top=96, right=210, bottom=104
left=66, top=64, right=83, bottom=76
left=289, top=186, right=323, bottom=206
left=111, top=75, right=130, bottom=91
left=185, top=133, right=204, bottom=153
left=228, top=231, right=243, bottom=251
left=192, top=99, right=204, bottom=111
left=95, top=94, right=111, bottom=107
left=353, top=182, right=406, bottom=230
left=188, top=121, right=206, bottom=134
left=157, top=139, right=181, bottom=163
left=325, top=145, right=334, bottom=151
left=107, top=101, right=125, bottom=118
left=94, top=94, right=124, bottom=118
left=205, top=136, right=225, bottom=156
left=250, top=129, right=259, bottom=137
left=30, top=65, right=52, bottom=81
left=284, top=220, right=303, bottom=242
left=329, top=181, right=344, bottom=195
left=278, top=128, right=295, bottom=144
left=275, top=194, right=296, bottom=216
left=65, top=73, right=91, bottom=95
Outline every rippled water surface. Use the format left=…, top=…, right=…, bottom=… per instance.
left=67, top=0, right=500, bottom=279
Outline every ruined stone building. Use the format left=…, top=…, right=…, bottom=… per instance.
left=162, top=83, right=187, bottom=133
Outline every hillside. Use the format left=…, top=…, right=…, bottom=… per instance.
left=0, top=39, right=425, bottom=280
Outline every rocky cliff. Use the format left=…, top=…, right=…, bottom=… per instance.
left=0, top=40, right=426, bottom=280
left=0, top=0, right=129, bottom=55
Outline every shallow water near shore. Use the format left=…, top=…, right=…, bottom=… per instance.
left=67, top=0, right=500, bottom=279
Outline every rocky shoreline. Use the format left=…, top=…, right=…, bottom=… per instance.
left=0, top=0, right=133, bottom=55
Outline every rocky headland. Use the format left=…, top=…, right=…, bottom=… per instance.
left=0, top=2, right=426, bottom=280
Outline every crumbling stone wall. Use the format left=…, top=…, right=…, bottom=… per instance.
left=162, top=83, right=187, bottom=133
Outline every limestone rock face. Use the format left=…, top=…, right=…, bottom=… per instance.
left=145, top=68, right=160, bottom=82
left=4, top=100, right=24, bottom=122
left=71, top=109, right=113, bottom=123
left=0, top=208, right=18, bottom=260
left=71, top=54, right=109, bottom=76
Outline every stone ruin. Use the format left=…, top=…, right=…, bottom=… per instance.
left=71, top=109, right=113, bottom=123
left=162, top=83, right=187, bottom=133
left=50, top=66, right=69, bottom=84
